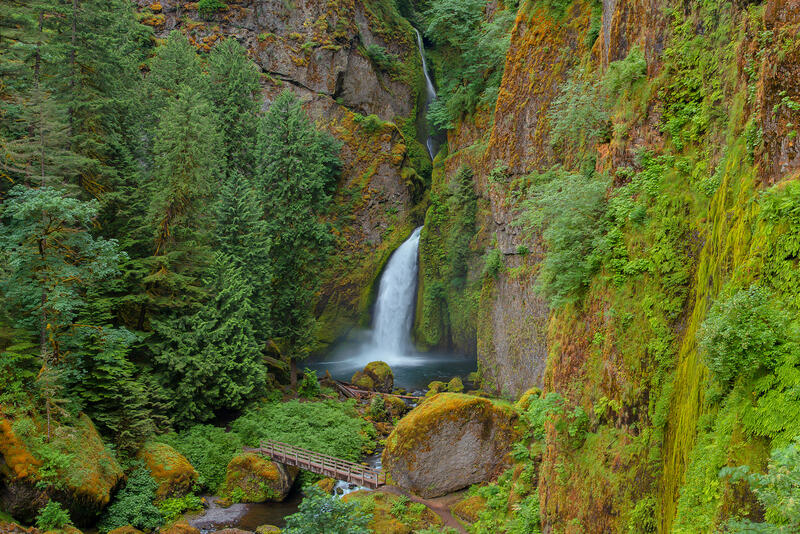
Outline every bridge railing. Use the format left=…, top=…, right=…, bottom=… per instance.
left=247, top=439, right=385, bottom=489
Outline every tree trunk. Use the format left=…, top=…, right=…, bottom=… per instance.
left=290, top=359, right=298, bottom=387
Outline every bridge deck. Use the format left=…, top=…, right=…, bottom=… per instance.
left=246, top=439, right=385, bottom=489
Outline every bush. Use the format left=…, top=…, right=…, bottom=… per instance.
left=525, top=392, right=565, bottom=440
left=547, top=71, right=609, bottom=152
left=197, top=0, right=226, bottom=17
left=353, top=113, right=385, bottom=135
left=284, top=485, right=372, bottom=534
left=483, top=248, right=504, bottom=279
left=158, top=494, right=204, bottom=522
left=698, top=285, right=790, bottom=385
left=368, top=395, right=387, bottom=420
left=364, top=44, right=398, bottom=72
left=298, top=368, right=321, bottom=398
left=157, top=425, right=243, bottom=492
left=98, top=466, right=163, bottom=533
left=36, top=501, right=72, bottom=530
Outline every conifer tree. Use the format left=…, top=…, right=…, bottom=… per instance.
left=214, top=172, right=272, bottom=343
left=255, top=91, right=341, bottom=363
left=153, top=252, right=266, bottom=426
left=206, top=38, right=261, bottom=173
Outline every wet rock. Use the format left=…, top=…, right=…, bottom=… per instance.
left=383, top=393, right=519, bottom=498
left=425, top=380, right=446, bottom=397
left=137, top=442, right=198, bottom=500
left=221, top=453, right=298, bottom=503
left=211, top=529, right=252, bottom=534
left=446, top=377, right=464, bottom=393
left=314, top=477, right=336, bottom=494
left=108, top=527, right=145, bottom=534
left=351, top=361, right=394, bottom=393
left=255, top=527, right=281, bottom=534
left=383, top=395, right=408, bottom=418
left=514, top=387, right=542, bottom=412
left=0, top=413, right=123, bottom=526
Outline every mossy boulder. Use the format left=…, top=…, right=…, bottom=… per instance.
left=221, top=453, right=298, bottom=503
left=351, top=361, right=393, bottom=393
left=159, top=522, right=199, bottom=534
left=382, top=393, right=519, bottom=498
left=137, top=442, right=198, bottom=501
left=451, top=495, right=487, bottom=523
left=315, top=477, right=336, bottom=494
left=425, top=381, right=446, bottom=397
left=343, top=490, right=442, bottom=533
left=514, top=387, right=542, bottom=412
left=255, top=526, right=281, bottom=534
left=0, top=412, right=123, bottom=526
left=384, top=396, right=408, bottom=418
left=108, top=527, right=145, bottom=534
left=446, top=377, right=464, bottom=393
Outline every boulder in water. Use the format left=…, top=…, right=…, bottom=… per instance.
left=447, top=377, right=464, bottom=393
left=382, top=393, right=519, bottom=498
left=425, top=380, right=446, bottom=397
left=351, top=361, right=393, bottom=393
left=137, top=442, right=198, bottom=500
left=221, top=453, right=298, bottom=502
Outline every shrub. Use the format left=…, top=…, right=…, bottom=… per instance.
left=98, top=466, right=162, bottom=532
left=364, top=44, right=398, bottom=72
left=353, top=113, right=385, bottom=135
left=601, top=47, right=647, bottom=99
left=525, top=392, right=565, bottom=440
left=158, top=494, right=204, bottom=522
left=157, top=425, right=242, bottom=492
left=197, top=0, right=226, bottom=17
left=483, top=248, right=504, bottom=279
left=368, top=395, right=387, bottom=421
left=698, top=285, right=790, bottom=385
left=284, top=485, right=372, bottom=534
left=36, top=501, right=72, bottom=530
left=547, top=71, right=609, bottom=152
left=298, top=368, right=321, bottom=398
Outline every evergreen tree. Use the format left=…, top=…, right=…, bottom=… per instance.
left=214, top=172, right=272, bottom=343
left=146, top=31, right=206, bottom=117
left=254, top=91, right=341, bottom=362
left=153, top=252, right=266, bottom=426
left=206, top=38, right=261, bottom=173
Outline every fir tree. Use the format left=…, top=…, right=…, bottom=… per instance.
left=153, top=252, right=266, bottom=426
left=254, top=90, right=341, bottom=363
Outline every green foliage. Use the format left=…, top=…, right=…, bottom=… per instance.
left=601, top=47, right=647, bottom=100
left=368, top=394, right=387, bottom=420
left=516, top=168, right=610, bottom=307
left=232, top=399, right=375, bottom=463
left=364, top=44, right=399, bottom=73
left=255, top=90, right=342, bottom=357
left=284, top=485, right=372, bottom=534
left=525, top=392, right=565, bottom=440
left=483, top=248, right=504, bottom=280
left=157, top=425, right=243, bottom=492
left=424, top=0, right=516, bottom=126
left=353, top=113, right=386, bottom=135
left=35, top=501, right=72, bottom=530
left=98, top=466, right=163, bottom=533
left=547, top=71, right=609, bottom=153
left=298, top=368, right=321, bottom=398
left=626, top=497, right=657, bottom=533
left=158, top=494, right=204, bottom=522
left=469, top=467, right=541, bottom=534
left=198, top=0, right=227, bottom=18
left=698, top=285, right=790, bottom=385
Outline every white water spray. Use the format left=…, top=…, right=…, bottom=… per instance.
left=414, top=29, right=438, bottom=159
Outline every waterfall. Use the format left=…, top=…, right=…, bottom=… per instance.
left=414, top=29, right=439, bottom=160
left=371, top=227, right=422, bottom=355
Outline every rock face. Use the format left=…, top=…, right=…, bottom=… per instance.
left=137, top=442, right=198, bottom=500
left=382, top=393, right=518, bottom=498
left=0, top=413, right=123, bottom=526
left=351, top=360, right=394, bottom=392
left=221, top=453, right=298, bottom=503
left=135, top=0, right=428, bottom=347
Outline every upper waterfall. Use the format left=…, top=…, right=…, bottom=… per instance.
left=414, top=29, right=439, bottom=160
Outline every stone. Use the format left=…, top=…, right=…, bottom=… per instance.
left=255, top=527, right=281, bottom=534
left=451, top=495, right=487, bottom=523
left=351, top=361, right=393, bottom=393
left=108, top=527, right=145, bottom=534
left=514, top=387, right=542, bottom=412
left=314, top=477, right=336, bottom=494
left=137, top=442, right=198, bottom=500
left=221, top=453, right=298, bottom=503
left=159, top=522, right=199, bottom=534
left=0, top=413, right=123, bottom=526
left=211, top=530, right=252, bottom=534
left=446, top=377, right=464, bottom=393
left=382, top=393, right=519, bottom=498
left=383, top=395, right=408, bottom=418
left=425, top=380, right=446, bottom=397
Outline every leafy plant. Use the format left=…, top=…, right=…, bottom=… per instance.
left=283, top=485, right=372, bottom=534
left=157, top=425, right=243, bottom=492
left=98, top=466, right=163, bottom=533
left=197, top=0, right=226, bottom=17
left=36, top=501, right=72, bottom=530
left=158, top=494, right=204, bottom=522
left=364, top=44, right=398, bottom=72
left=298, top=368, right=321, bottom=398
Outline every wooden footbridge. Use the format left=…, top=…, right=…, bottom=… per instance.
left=246, top=439, right=386, bottom=489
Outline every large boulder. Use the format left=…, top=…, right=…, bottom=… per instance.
left=137, top=442, right=198, bottom=501
left=382, top=393, right=519, bottom=498
left=159, top=522, right=199, bottom=534
left=221, top=453, right=298, bottom=503
left=351, top=361, right=394, bottom=393
left=0, top=412, right=123, bottom=526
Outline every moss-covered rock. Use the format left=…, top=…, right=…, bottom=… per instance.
left=221, top=453, right=298, bottom=503
left=425, top=381, right=446, bottom=397
left=255, top=526, right=281, bottom=534
left=314, top=477, right=336, bottom=494
left=343, top=490, right=442, bottom=533
left=382, top=393, right=519, bottom=498
left=514, top=387, right=542, bottom=412
left=384, top=395, right=408, bottom=418
left=137, top=442, right=198, bottom=501
left=108, top=527, right=144, bottom=534
left=446, top=377, right=464, bottom=393
left=0, top=412, right=123, bottom=526
left=451, top=495, right=487, bottom=523
left=351, top=361, right=394, bottom=393
left=159, top=522, right=199, bottom=534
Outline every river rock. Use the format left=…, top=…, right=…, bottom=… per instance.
left=447, top=376, right=464, bottom=393
left=351, top=361, right=394, bottom=393
left=382, top=393, right=519, bottom=498
left=137, top=442, right=198, bottom=500
left=0, top=413, right=123, bottom=526
left=221, top=453, right=298, bottom=503
left=108, top=527, right=145, bottom=534
left=255, top=527, right=281, bottom=534
left=159, top=522, right=199, bottom=534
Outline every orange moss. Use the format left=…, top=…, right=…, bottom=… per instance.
left=451, top=494, right=487, bottom=523
left=0, top=416, right=41, bottom=480
left=138, top=442, right=198, bottom=501
left=221, top=453, right=295, bottom=502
